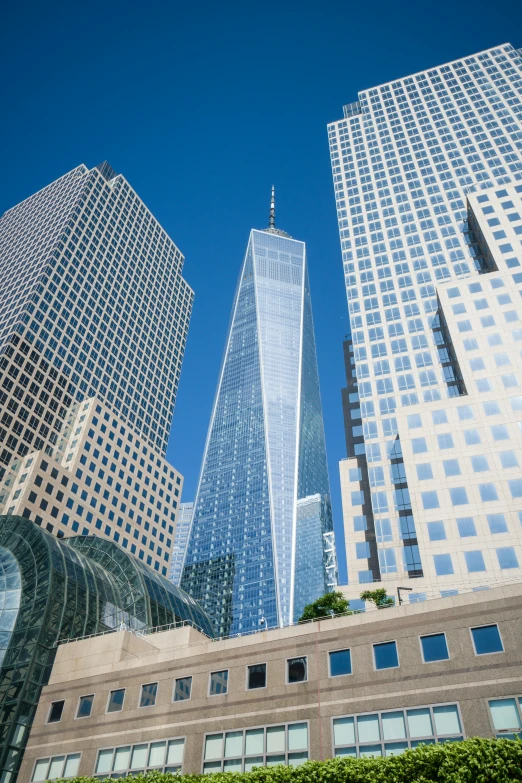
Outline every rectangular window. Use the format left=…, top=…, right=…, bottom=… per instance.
left=471, top=624, right=504, bottom=655
left=47, top=700, right=64, bottom=724
left=173, top=677, right=192, bottom=702
left=247, top=664, right=267, bottom=690
left=332, top=703, right=462, bottom=757
left=32, top=753, right=81, bottom=782
left=464, top=550, right=486, bottom=572
left=139, top=682, right=158, bottom=708
left=107, top=689, right=125, bottom=713
left=95, top=738, right=184, bottom=777
left=202, top=722, right=309, bottom=772
left=420, top=633, right=449, bottom=663
left=329, top=649, right=352, bottom=677
left=488, top=698, right=522, bottom=737
left=209, top=670, right=229, bottom=696
left=287, top=657, right=307, bottom=683
left=76, top=694, right=94, bottom=719
left=373, top=641, right=399, bottom=670
left=433, top=554, right=453, bottom=575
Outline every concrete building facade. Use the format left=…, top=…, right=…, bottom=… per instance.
left=0, top=397, right=182, bottom=576
left=20, top=582, right=522, bottom=781
left=329, top=44, right=522, bottom=599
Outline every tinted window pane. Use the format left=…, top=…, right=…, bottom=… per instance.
left=209, top=670, right=228, bottom=695
left=140, top=682, right=158, bottom=707
left=76, top=694, right=94, bottom=718
left=107, top=689, right=125, bottom=713
left=374, top=641, right=399, bottom=670
left=472, top=625, right=503, bottom=655
left=288, top=657, right=307, bottom=683
left=48, top=701, right=64, bottom=724
left=174, top=677, right=192, bottom=701
left=421, top=633, right=449, bottom=662
left=329, top=649, right=352, bottom=677
left=247, top=664, right=266, bottom=689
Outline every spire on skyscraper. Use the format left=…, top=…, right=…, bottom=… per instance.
left=269, top=185, right=276, bottom=229
left=264, top=185, right=291, bottom=238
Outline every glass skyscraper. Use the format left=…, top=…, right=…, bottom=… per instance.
left=329, top=43, right=522, bottom=599
left=181, top=193, right=335, bottom=635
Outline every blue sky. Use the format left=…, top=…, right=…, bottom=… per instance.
left=1, top=0, right=521, bottom=581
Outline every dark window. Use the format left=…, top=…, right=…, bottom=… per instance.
left=107, top=688, right=125, bottom=713
left=287, top=657, right=307, bottom=683
left=173, top=677, right=192, bottom=702
left=472, top=625, right=504, bottom=655
left=374, top=641, right=399, bottom=670
left=247, top=663, right=266, bottom=690
left=48, top=700, right=64, bottom=723
left=420, top=633, right=449, bottom=662
left=329, top=649, right=352, bottom=677
left=76, top=694, right=94, bottom=718
left=139, top=682, right=158, bottom=707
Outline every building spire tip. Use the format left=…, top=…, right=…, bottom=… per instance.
left=269, top=186, right=276, bottom=229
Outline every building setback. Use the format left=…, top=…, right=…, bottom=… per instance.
left=328, top=43, right=522, bottom=598
left=0, top=162, right=193, bottom=570
left=181, top=192, right=336, bottom=635
left=19, top=581, right=522, bottom=781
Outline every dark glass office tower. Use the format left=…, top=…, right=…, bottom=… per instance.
left=181, top=193, right=336, bottom=635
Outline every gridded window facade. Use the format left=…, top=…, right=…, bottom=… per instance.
left=31, top=753, right=81, bottom=782
left=331, top=44, right=522, bottom=598
left=0, top=162, right=193, bottom=467
left=332, top=703, right=463, bottom=757
left=94, top=738, right=185, bottom=777
left=202, top=722, right=309, bottom=773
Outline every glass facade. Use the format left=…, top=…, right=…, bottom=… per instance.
left=331, top=44, right=522, bottom=595
left=169, top=502, right=193, bottom=586
left=0, top=514, right=214, bottom=783
left=181, top=219, right=334, bottom=635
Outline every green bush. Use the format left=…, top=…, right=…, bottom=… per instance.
left=65, top=737, right=522, bottom=783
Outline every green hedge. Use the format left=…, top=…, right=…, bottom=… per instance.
left=66, top=737, right=522, bottom=783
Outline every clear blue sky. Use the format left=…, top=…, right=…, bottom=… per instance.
left=1, top=0, right=521, bottom=581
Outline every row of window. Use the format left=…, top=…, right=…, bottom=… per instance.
left=32, top=692, right=522, bottom=780
left=46, top=623, right=506, bottom=726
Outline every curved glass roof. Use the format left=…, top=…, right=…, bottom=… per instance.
left=0, top=515, right=214, bottom=783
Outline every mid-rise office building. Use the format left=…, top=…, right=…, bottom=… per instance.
left=19, top=580, right=522, bottom=781
left=328, top=44, right=522, bottom=598
left=181, top=192, right=335, bottom=635
left=0, top=163, right=193, bottom=567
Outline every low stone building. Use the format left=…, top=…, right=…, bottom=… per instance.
left=20, top=581, right=522, bottom=782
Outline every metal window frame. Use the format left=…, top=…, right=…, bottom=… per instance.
left=372, top=639, right=400, bottom=671
left=201, top=719, right=310, bottom=773
left=138, top=681, right=159, bottom=708
left=286, top=655, right=308, bottom=684
left=486, top=694, right=522, bottom=735
left=328, top=648, right=353, bottom=678
left=172, top=675, right=193, bottom=703
left=75, top=693, right=95, bottom=720
left=469, top=623, right=505, bottom=656
left=331, top=701, right=465, bottom=758
left=419, top=632, right=450, bottom=664
left=105, top=688, right=126, bottom=714
left=245, top=662, right=268, bottom=691
left=30, top=751, right=83, bottom=782
left=208, top=669, right=229, bottom=697
left=93, top=736, right=186, bottom=777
